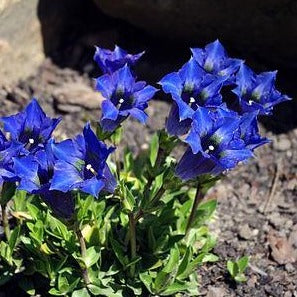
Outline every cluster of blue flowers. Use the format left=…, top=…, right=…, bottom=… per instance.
left=0, top=41, right=289, bottom=216
left=94, top=45, right=158, bottom=132
left=0, top=100, right=116, bottom=217
left=159, top=40, right=290, bottom=180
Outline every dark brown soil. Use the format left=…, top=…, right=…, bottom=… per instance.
left=0, top=59, right=296, bottom=297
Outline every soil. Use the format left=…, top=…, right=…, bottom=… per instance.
left=0, top=56, right=296, bottom=297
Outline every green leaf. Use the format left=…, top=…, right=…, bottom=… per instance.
left=139, top=272, right=153, bottom=294
left=155, top=246, right=180, bottom=292
left=8, top=226, right=20, bottom=251
left=58, top=274, right=69, bottom=293
left=109, top=238, right=128, bottom=267
left=48, top=288, right=64, bottom=296
left=148, top=226, right=156, bottom=250
left=237, top=256, right=249, bottom=273
left=123, top=148, right=134, bottom=172
left=176, top=247, right=192, bottom=279
left=13, top=190, right=27, bottom=212
left=87, top=285, right=102, bottom=296
left=125, top=256, right=142, bottom=269
left=127, top=281, right=142, bottom=296
left=120, top=182, right=136, bottom=212
left=202, top=253, right=219, bottom=263
left=27, top=203, right=41, bottom=220
left=227, top=260, right=237, bottom=277
left=196, top=199, right=217, bottom=220
left=78, top=195, right=93, bottom=220
left=235, top=274, right=247, bottom=282
left=110, top=125, right=123, bottom=145
left=0, top=182, right=16, bottom=205
left=84, top=246, right=100, bottom=268
left=72, top=288, right=90, bottom=297
left=88, top=284, right=123, bottom=297
left=150, top=173, right=164, bottom=199
left=150, top=133, right=159, bottom=167
left=161, top=280, right=191, bottom=296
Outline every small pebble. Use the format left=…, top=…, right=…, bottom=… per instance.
left=274, top=138, right=291, bottom=151
left=239, top=224, right=255, bottom=240
left=285, top=263, right=295, bottom=273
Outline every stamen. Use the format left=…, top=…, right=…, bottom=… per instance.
left=86, top=163, right=97, bottom=175
left=208, top=145, right=215, bottom=151
left=29, top=138, right=34, bottom=144
left=119, top=98, right=124, bottom=104
left=189, top=97, right=196, bottom=103
left=248, top=100, right=253, bottom=105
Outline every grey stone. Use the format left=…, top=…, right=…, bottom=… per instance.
left=239, top=223, right=256, bottom=240
left=0, top=0, right=44, bottom=84
left=53, top=82, right=104, bottom=111
left=206, top=286, right=226, bottom=297
left=285, top=263, right=295, bottom=273
left=274, top=138, right=292, bottom=151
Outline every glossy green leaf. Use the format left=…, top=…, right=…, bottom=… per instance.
left=139, top=272, right=153, bottom=294
left=150, top=133, right=159, bottom=167
left=110, top=238, right=128, bottom=267
left=84, top=246, right=100, bottom=268
left=8, top=226, right=20, bottom=251
left=72, top=288, right=90, bottom=297
left=237, top=256, right=249, bottom=272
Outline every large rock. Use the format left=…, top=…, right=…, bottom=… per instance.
left=0, top=0, right=44, bottom=85
left=93, top=0, right=297, bottom=68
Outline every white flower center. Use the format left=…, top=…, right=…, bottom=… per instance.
left=248, top=100, right=253, bottom=105
left=86, top=163, right=97, bottom=175
left=28, top=138, right=35, bottom=144
left=119, top=98, right=124, bottom=104
left=189, top=97, right=196, bottom=103
left=208, top=145, right=215, bottom=151
left=86, top=164, right=92, bottom=170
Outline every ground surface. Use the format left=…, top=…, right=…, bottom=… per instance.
left=0, top=59, right=296, bottom=297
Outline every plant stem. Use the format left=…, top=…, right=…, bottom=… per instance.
left=1, top=203, right=10, bottom=240
left=74, top=226, right=90, bottom=285
left=128, top=212, right=137, bottom=277
left=185, top=184, right=204, bottom=235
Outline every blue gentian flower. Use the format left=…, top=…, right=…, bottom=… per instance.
left=238, top=112, right=269, bottom=150
left=94, top=45, right=144, bottom=74
left=1, top=98, right=61, bottom=152
left=96, top=64, right=158, bottom=132
left=175, top=106, right=262, bottom=180
left=13, top=141, right=74, bottom=219
left=159, top=57, right=224, bottom=136
left=0, top=130, right=24, bottom=186
left=191, top=40, right=242, bottom=84
left=50, top=123, right=116, bottom=198
left=232, top=64, right=291, bottom=115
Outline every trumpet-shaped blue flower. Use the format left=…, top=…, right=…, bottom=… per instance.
left=96, top=64, right=158, bottom=132
left=13, top=141, right=74, bottom=218
left=94, top=45, right=144, bottom=74
left=1, top=98, right=61, bottom=152
left=0, top=130, right=24, bottom=186
left=50, top=123, right=116, bottom=198
left=191, top=40, right=242, bottom=84
left=238, top=112, right=269, bottom=150
left=159, top=57, right=224, bottom=135
left=175, top=106, right=267, bottom=180
left=232, top=64, right=291, bottom=115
